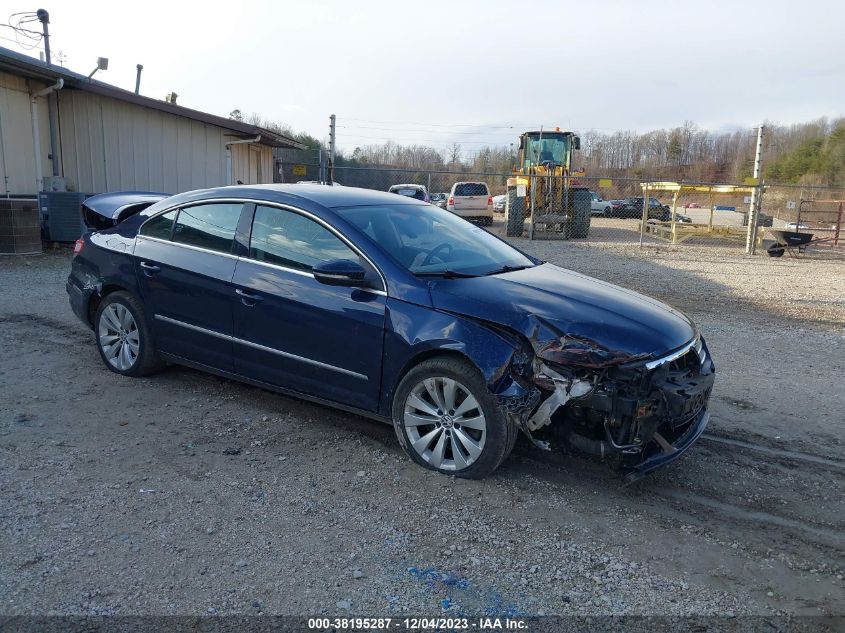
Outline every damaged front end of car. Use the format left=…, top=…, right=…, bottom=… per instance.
left=492, top=316, right=715, bottom=479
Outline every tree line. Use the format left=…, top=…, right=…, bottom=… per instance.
left=230, top=109, right=845, bottom=187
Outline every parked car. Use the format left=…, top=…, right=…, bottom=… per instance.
left=741, top=211, right=773, bottom=227
left=647, top=212, right=692, bottom=224
left=589, top=191, right=612, bottom=216
left=388, top=183, right=429, bottom=203
left=608, top=199, right=626, bottom=215
left=430, top=192, right=448, bottom=209
left=615, top=197, right=672, bottom=220
left=447, top=182, right=493, bottom=226
left=69, top=184, right=714, bottom=479
left=492, top=194, right=506, bottom=213
left=684, top=202, right=701, bottom=209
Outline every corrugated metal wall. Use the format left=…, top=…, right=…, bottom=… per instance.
left=230, top=142, right=273, bottom=186
left=58, top=90, right=272, bottom=193
left=0, top=69, right=274, bottom=196
left=0, top=71, right=51, bottom=196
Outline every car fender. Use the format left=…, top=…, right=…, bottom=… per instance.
left=379, top=298, right=533, bottom=418
left=70, top=232, right=143, bottom=325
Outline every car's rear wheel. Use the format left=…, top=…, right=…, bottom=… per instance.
left=95, top=291, right=163, bottom=377
left=392, top=357, right=515, bottom=478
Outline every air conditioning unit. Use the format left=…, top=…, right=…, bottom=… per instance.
left=38, top=191, right=93, bottom=242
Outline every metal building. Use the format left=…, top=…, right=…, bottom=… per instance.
left=0, top=46, right=303, bottom=197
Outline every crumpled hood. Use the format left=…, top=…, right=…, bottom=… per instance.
left=429, top=263, right=695, bottom=365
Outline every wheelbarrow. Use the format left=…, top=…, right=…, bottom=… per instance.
left=766, top=230, right=815, bottom=257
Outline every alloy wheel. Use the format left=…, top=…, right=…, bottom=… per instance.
left=403, top=377, right=487, bottom=471
left=98, top=303, right=140, bottom=371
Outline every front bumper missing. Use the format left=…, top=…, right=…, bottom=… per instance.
left=625, top=409, right=710, bottom=482
left=508, top=335, right=714, bottom=479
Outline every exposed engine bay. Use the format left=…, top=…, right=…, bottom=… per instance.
left=495, top=317, right=715, bottom=478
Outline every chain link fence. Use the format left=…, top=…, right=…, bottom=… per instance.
left=277, top=162, right=845, bottom=260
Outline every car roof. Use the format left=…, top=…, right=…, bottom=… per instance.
left=146, top=183, right=426, bottom=213
left=389, top=183, right=425, bottom=190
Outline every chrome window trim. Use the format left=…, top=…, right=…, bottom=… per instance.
left=154, top=314, right=368, bottom=381
left=137, top=197, right=388, bottom=295
left=239, top=256, right=387, bottom=297
left=644, top=335, right=701, bottom=370
left=137, top=235, right=240, bottom=260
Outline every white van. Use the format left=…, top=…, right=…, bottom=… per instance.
left=447, top=182, right=492, bottom=225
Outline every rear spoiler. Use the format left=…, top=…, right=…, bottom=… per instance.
left=81, top=191, right=170, bottom=231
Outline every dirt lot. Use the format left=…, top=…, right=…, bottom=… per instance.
left=1, top=233, right=843, bottom=620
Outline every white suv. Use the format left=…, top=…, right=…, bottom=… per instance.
left=447, top=182, right=492, bottom=225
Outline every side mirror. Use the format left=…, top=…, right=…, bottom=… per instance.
left=312, top=259, right=367, bottom=287
left=573, top=136, right=581, bottom=150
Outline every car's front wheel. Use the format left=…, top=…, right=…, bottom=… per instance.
left=95, top=291, right=163, bottom=377
left=392, top=357, right=516, bottom=478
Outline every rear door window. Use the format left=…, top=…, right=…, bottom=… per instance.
left=172, top=203, right=242, bottom=254
left=140, top=210, right=177, bottom=240
left=249, top=205, right=356, bottom=272
left=454, top=183, right=488, bottom=196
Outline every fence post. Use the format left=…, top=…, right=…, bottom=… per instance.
left=639, top=180, right=648, bottom=248
left=427, top=172, right=431, bottom=195
left=746, top=125, right=765, bottom=254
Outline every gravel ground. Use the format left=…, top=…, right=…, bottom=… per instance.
left=1, top=236, right=843, bottom=619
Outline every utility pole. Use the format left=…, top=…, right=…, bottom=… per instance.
left=37, top=9, right=50, bottom=64
left=134, top=64, right=143, bottom=95
left=37, top=8, right=61, bottom=179
left=327, top=114, right=336, bottom=185
left=745, top=125, right=765, bottom=254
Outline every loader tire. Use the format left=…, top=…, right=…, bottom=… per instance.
left=506, top=187, right=524, bottom=237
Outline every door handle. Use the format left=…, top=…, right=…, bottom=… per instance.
left=235, top=288, right=264, bottom=304
left=139, top=261, right=160, bottom=274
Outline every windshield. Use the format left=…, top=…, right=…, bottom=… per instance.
left=334, top=204, right=535, bottom=276
left=524, top=133, right=570, bottom=166
left=454, top=183, right=488, bottom=197
left=390, top=187, right=427, bottom=201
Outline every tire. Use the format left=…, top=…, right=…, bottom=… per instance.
left=94, top=291, right=163, bottom=377
left=505, top=187, right=524, bottom=237
left=570, top=191, right=591, bottom=239
left=767, top=245, right=785, bottom=258
left=392, top=357, right=514, bottom=478
left=603, top=206, right=611, bottom=216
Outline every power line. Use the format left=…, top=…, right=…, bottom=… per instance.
left=342, top=117, right=526, bottom=129
left=0, top=32, right=42, bottom=49
left=0, top=22, right=41, bottom=36
left=338, top=134, right=516, bottom=145
left=338, top=124, right=521, bottom=136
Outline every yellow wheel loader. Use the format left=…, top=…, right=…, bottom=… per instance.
left=505, top=129, right=591, bottom=239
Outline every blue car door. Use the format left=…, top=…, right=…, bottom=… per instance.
left=230, top=203, right=386, bottom=410
left=134, top=202, right=248, bottom=371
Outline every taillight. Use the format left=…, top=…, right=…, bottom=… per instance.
left=487, top=196, right=493, bottom=206
left=448, top=196, right=454, bottom=206
left=73, top=238, right=85, bottom=255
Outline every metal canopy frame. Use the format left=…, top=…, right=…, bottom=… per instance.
left=638, top=181, right=762, bottom=245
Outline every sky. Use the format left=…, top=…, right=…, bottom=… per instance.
left=2, top=0, right=844, bottom=155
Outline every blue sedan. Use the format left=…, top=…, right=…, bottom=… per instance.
left=68, top=185, right=714, bottom=479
